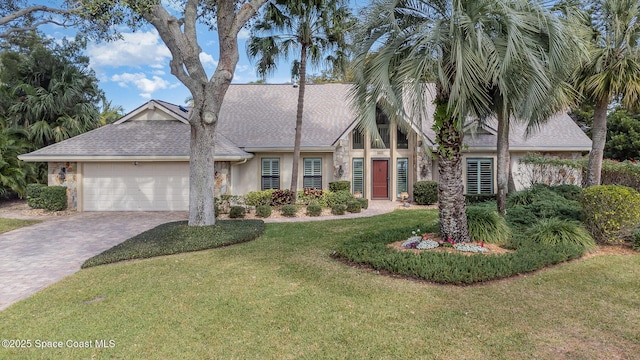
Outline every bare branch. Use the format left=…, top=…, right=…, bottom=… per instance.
left=0, top=19, right=74, bottom=38
left=0, top=5, right=77, bottom=26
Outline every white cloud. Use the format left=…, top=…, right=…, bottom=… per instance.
left=238, top=28, right=251, bottom=40
left=199, top=52, right=218, bottom=67
left=88, top=30, right=171, bottom=69
left=111, top=72, right=172, bottom=96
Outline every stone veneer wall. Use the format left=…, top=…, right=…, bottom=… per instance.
left=333, top=138, right=351, bottom=181
left=48, top=162, right=78, bottom=210
left=416, top=147, right=433, bottom=181
left=214, top=161, right=230, bottom=196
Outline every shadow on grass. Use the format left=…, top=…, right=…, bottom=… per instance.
left=82, top=220, right=265, bottom=268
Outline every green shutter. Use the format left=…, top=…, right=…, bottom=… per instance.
left=303, top=158, right=322, bottom=189
left=466, top=158, right=493, bottom=194
left=353, top=158, right=364, bottom=194
left=262, top=158, right=280, bottom=190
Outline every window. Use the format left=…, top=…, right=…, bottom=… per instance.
left=303, top=158, right=322, bottom=189
left=396, top=127, right=409, bottom=149
left=261, top=158, right=280, bottom=190
left=371, top=108, right=390, bottom=148
left=352, top=158, right=365, bottom=195
left=352, top=129, right=364, bottom=149
left=397, top=158, right=409, bottom=197
left=466, top=158, right=493, bottom=194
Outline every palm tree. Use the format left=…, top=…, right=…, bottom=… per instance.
left=99, top=98, right=125, bottom=125
left=570, top=0, right=640, bottom=187
left=248, top=0, right=352, bottom=199
left=352, top=0, right=578, bottom=242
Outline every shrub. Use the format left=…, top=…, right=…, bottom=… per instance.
left=525, top=218, right=596, bottom=251
left=329, top=180, right=350, bottom=192
left=413, top=181, right=438, bottom=205
left=214, top=197, right=220, bottom=218
left=271, top=189, right=295, bottom=206
left=505, top=206, right=539, bottom=230
left=297, top=188, right=324, bottom=205
left=465, top=194, right=496, bottom=204
left=281, top=204, right=298, bottom=217
left=633, top=228, right=640, bottom=251
left=255, top=205, right=272, bottom=218
left=549, top=184, right=583, bottom=201
left=325, top=190, right=354, bottom=207
left=306, top=201, right=322, bottom=217
left=40, top=186, right=67, bottom=211
left=582, top=185, right=640, bottom=243
left=466, top=206, right=511, bottom=244
left=26, top=183, right=46, bottom=209
left=331, top=204, right=347, bottom=215
left=600, top=159, right=640, bottom=192
left=346, top=200, right=362, bottom=213
left=245, top=190, right=274, bottom=207
left=356, top=197, right=368, bottom=210
left=229, top=206, right=246, bottom=218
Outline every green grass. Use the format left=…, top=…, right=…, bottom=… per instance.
left=82, top=220, right=265, bottom=268
left=0, top=210, right=638, bottom=359
left=0, top=218, right=40, bottom=234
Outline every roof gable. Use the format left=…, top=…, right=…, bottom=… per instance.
left=114, top=100, right=189, bottom=124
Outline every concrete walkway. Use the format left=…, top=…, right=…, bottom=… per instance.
left=0, top=200, right=410, bottom=311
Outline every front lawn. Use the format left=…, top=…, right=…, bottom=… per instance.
left=0, top=218, right=40, bottom=234
left=0, top=210, right=638, bottom=359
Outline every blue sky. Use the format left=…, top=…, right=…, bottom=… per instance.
left=40, top=1, right=368, bottom=113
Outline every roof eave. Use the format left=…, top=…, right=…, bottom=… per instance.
left=18, top=154, right=254, bottom=162
left=242, top=146, right=335, bottom=152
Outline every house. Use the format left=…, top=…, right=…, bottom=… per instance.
left=19, top=84, right=592, bottom=211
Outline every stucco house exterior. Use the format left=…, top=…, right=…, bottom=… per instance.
left=19, top=83, right=592, bottom=211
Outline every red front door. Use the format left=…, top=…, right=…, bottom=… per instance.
left=372, top=159, right=389, bottom=199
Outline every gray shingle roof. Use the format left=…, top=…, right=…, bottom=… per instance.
left=20, top=83, right=591, bottom=161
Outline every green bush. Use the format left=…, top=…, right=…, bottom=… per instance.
left=40, top=186, right=67, bottom=211
left=26, top=183, right=46, bottom=209
left=245, top=190, right=274, bottom=207
left=356, top=197, right=368, bottom=210
left=333, top=225, right=585, bottom=285
left=525, top=218, right=596, bottom=251
left=549, top=184, right=583, bottom=201
left=325, top=190, right=354, bottom=207
left=466, top=206, right=511, bottom=244
left=505, top=206, right=539, bottom=230
left=306, top=201, right=322, bottom=217
left=255, top=205, right=272, bottom=218
left=465, top=194, right=496, bottom=204
left=331, top=204, right=347, bottom=215
left=582, top=185, right=640, bottom=243
left=346, top=200, right=362, bottom=213
left=600, top=159, right=640, bottom=192
left=413, top=181, right=438, bottom=205
left=633, top=228, right=640, bottom=251
left=329, top=180, right=350, bottom=192
left=229, top=206, right=246, bottom=218
left=281, top=204, right=299, bottom=217
left=297, top=188, right=324, bottom=205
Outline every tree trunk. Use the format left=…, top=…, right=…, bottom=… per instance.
left=436, top=110, right=470, bottom=243
left=188, top=100, right=218, bottom=226
left=496, top=111, right=510, bottom=215
left=290, top=44, right=307, bottom=201
left=586, top=98, right=608, bottom=187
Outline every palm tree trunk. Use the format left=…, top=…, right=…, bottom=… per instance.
left=586, top=98, right=608, bottom=187
left=496, top=111, right=510, bottom=215
left=435, top=106, right=471, bottom=243
left=290, top=44, right=307, bottom=201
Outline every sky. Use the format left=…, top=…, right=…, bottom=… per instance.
left=40, top=1, right=369, bottom=113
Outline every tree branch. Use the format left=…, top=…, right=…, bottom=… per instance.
left=0, top=5, right=77, bottom=26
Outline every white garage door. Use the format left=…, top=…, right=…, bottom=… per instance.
left=83, top=162, right=189, bottom=211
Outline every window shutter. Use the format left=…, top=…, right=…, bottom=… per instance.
left=303, top=158, right=322, bottom=189
left=396, top=158, right=408, bottom=197
left=353, top=158, right=364, bottom=194
left=466, top=160, right=479, bottom=194
left=466, top=159, right=493, bottom=194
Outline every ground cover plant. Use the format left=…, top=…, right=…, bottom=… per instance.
left=0, top=218, right=40, bottom=234
left=0, top=210, right=638, bottom=359
left=81, top=220, right=264, bottom=268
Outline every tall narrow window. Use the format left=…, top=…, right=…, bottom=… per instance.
left=303, top=158, right=322, bottom=189
left=352, top=129, right=364, bottom=149
left=371, top=108, right=390, bottom=148
left=397, top=158, right=408, bottom=197
left=466, top=158, right=493, bottom=194
left=396, top=127, right=409, bottom=149
left=353, top=158, right=365, bottom=195
left=261, top=158, right=280, bottom=190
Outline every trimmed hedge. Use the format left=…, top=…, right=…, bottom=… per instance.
left=245, top=190, right=273, bottom=207
left=281, top=204, right=298, bottom=217
left=325, top=190, right=354, bottom=207
left=356, top=197, right=368, bottom=210
left=331, top=204, right=347, bottom=215
left=329, top=181, right=350, bottom=192
left=255, top=205, right=272, bottom=218
left=333, top=226, right=585, bottom=285
left=346, top=200, right=362, bottom=213
left=26, top=183, right=46, bottom=209
left=40, top=186, right=67, bottom=211
left=306, top=201, right=322, bottom=216
left=582, top=185, right=640, bottom=243
left=413, top=181, right=438, bottom=205
left=229, top=206, right=246, bottom=218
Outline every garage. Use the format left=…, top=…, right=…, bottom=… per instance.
left=82, top=162, right=189, bottom=211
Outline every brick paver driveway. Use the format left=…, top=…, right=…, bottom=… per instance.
left=0, top=211, right=187, bottom=311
